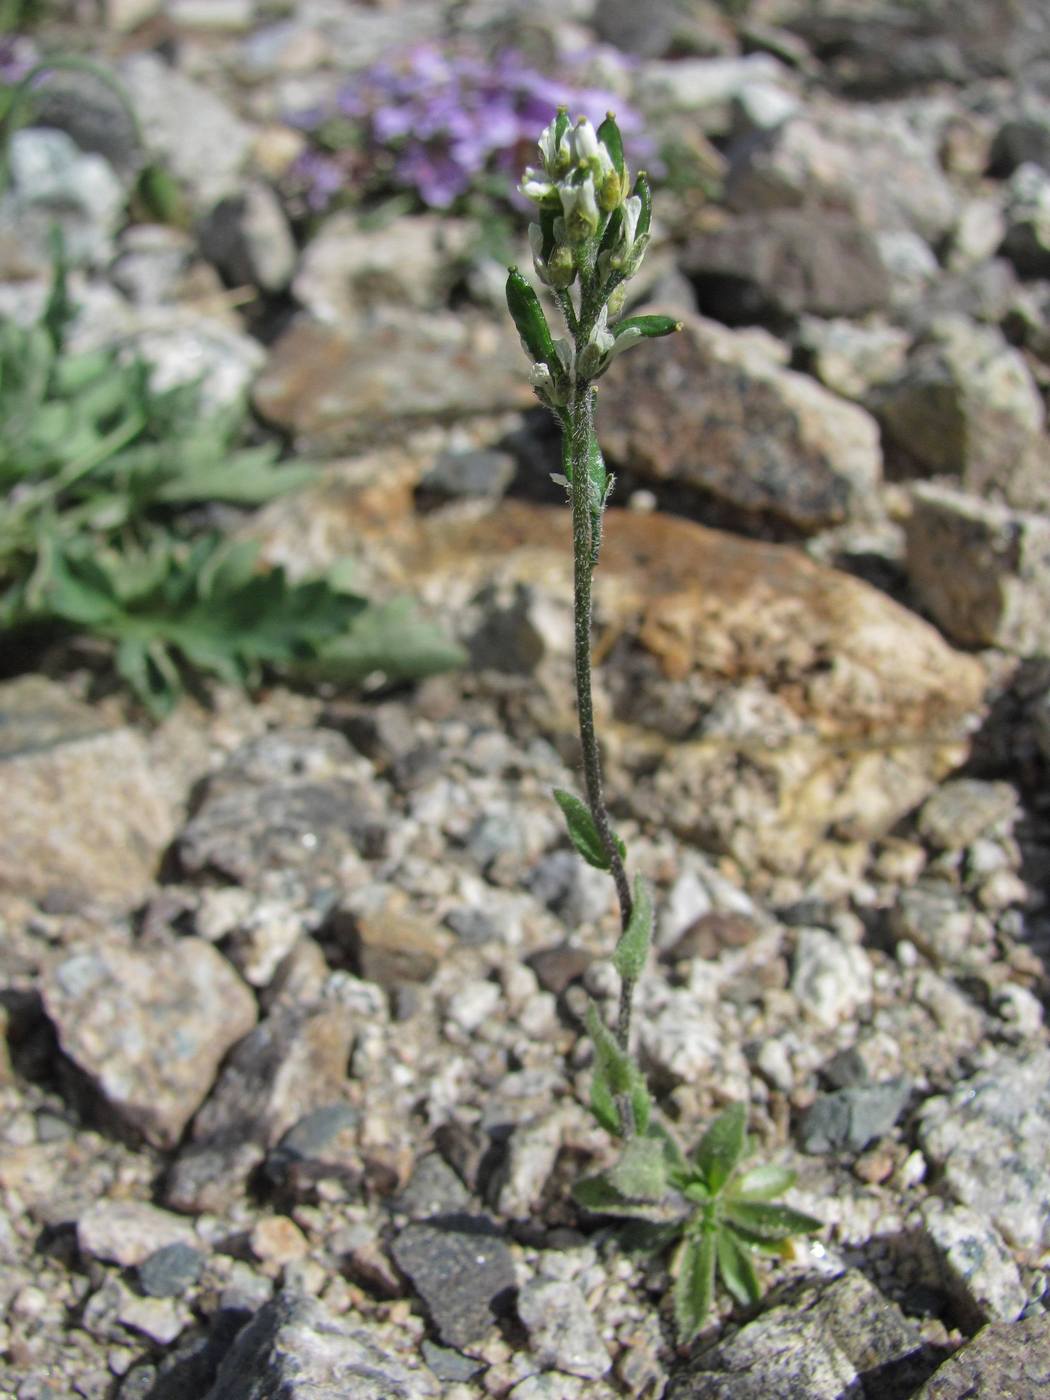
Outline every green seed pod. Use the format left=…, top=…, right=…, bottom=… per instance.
left=596, top=112, right=626, bottom=182
left=633, top=171, right=653, bottom=242
left=505, top=266, right=558, bottom=372
left=613, top=314, right=682, bottom=342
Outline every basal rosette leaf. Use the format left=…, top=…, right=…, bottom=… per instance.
left=730, top=1163, right=798, bottom=1203
left=674, top=1226, right=717, bottom=1342
left=716, top=1226, right=762, bottom=1309
left=693, top=1104, right=749, bottom=1195
left=721, top=1200, right=823, bottom=1242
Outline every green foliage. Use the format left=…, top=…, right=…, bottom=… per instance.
left=552, top=787, right=626, bottom=871
left=575, top=1103, right=821, bottom=1342
left=0, top=257, right=465, bottom=713
left=612, top=876, right=653, bottom=983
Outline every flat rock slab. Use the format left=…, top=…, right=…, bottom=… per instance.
left=909, top=1312, right=1050, bottom=1399
left=917, top=1047, right=1050, bottom=1254
left=203, top=1290, right=439, bottom=1400
left=253, top=311, right=531, bottom=453
left=391, top=1215, right=517, bottom=1349
left=396, top=502, right=985, bottom=875
left=597, top=313, right=882, bottom=532
left=665, top=1270, right=935, bottom=1399
left=0, top=675, right=174, bottom=909
left=41, top=936, right=255, bottom=1149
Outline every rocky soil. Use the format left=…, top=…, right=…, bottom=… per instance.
left=3, top=1, right=1050, bottom=1397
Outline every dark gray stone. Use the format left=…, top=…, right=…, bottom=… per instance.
left=444, top=908, right=499, bottom=946
left=392, top=1154, right=471, bottom=1220
left=420, top=1340, right=486, bottom=1384
left=138, top=1242, right=206, bottom=1298
left=798, top=1078, right=912, bottom=1154
left=390, top=1216, right=516, bottom=1348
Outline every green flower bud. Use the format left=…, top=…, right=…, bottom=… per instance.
left=547, top=243, right=576, bottom=288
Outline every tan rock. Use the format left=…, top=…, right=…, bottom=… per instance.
left=395, top=502, right=986, bottom=875
left=0, top=676, right=174, bottom=910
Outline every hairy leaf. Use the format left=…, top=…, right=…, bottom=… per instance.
left=717, top=1226, right=762, bottom=1308
left=552, top=787, right=626, bottom=870
left=605, top=1134, right=670, bottom=1204
left=673, top=1227, right=717, bottom=1342
left=694, top=1104, right=748, bottom=1195
left=721, top=1200, right=822, bottom=1242
left=731, top=1163, right=798, bottom=1203
left=613, top=875, right=653, bottom=982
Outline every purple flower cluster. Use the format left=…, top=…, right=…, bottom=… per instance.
left=289, top=41, right=649, bottom=214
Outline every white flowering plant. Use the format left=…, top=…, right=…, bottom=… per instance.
left=507, top=111, right=819, bottom=1341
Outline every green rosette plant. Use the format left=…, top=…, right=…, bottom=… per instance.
left=507, top=110, right=819, bottom=1340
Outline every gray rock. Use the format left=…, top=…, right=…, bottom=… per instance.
left=42, top=936, right=256, bottom=1150
left=111, top=223, right=195, bottom=305
left=664, top=1269, right=930, bottom=1399
left=638, top=54, right=793, bottom=130
left=490, top=1111, right=564, bottom=1221
left=292, top=212, right=472, bottom=326
left=517, top=1278, right=610, bottom=1379
left=919, top=1199, right=1027, bottom=1326
left=198, top=182, right=297, bottom=293
left=420, top=449, right=516, bottom=502
left=595, top=0, right=733, bottom=58
left=393, top=1154, right=471, bottom=1220
left=0, top=675, right=174, bottom=910
left=391, top=1216, right=516, bottom=1348
left=917, top=780, right=1019, bottom=850
left=908, top=1311, right=1050, bottom=1399
left=120, top=53, right=253, bottom=206
left=253, top=312, right=531, bottom=453
left=791, top=927, right=873, bottom=1029
left=177, top=729, right=385, bottom=894
left=798, top=1078, right=912, bottom=1154
left=597, top=313, right=882, bottom=533
left=22, top=66, right=142, bottom=175
left=166, top=1001, right=356, bottom=1212
left=726, top=103, right=957, bottom=245
left=77, top=1201, right=197, bottom=1268
left=203, top=1290, right=440, bottom=1399
left=265, top=1103, right=362, bottom=1196
left=420, top=1340, right=485, bottom=1384
left=795, top=316, right=910, bottom=401
left=871, top=319, right=1045, bottom=483
left=1002, top=163, right=1050, bottom=278
left=905, top=482, right=1050, bottom=655
left=683, top=207, right=890, bottom=320
left=0, top=128, right=126, bottom=275
left=991, top=106, right=1050, bottom=175
left=918, top=1047, right=1050, bottom=1251
left=890, top=886, right=987, bottom=965
left=138, top=1243, right=206, bottom=1299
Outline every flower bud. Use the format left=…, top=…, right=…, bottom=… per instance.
left=547, top=243, right=576, bottom=288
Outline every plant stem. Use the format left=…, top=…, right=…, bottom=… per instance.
left=566, top=379, right=636, bottom=1068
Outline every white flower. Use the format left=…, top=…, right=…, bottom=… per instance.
left=520, top=166, right=555, bottom=203
left=577, top=305, right=616, bottom=378
left=559, top=173, right=600, bottom=242
left=570, top=118, right=615, bottom=179
left=537, top=117, right=571, bottom=178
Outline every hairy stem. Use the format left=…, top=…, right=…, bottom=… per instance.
left=566, top=380, right=637, bottom=1082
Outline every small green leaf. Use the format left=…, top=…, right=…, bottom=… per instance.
left=674, top=1227, right=716, bottom=1342
left=633, top=171, right=653, bottom=241
left=606, top=1135, right=669, bottom=1204
left=722, top=1200, right=822, bottom=1242
left=596, top=112, right=625, bottom=180
left=717, top=1226, right=762, bottom=1308
left=612, top=314, right=682, bottom=342
left=613, top=875, right=653, bottom=983
left=731, top=1163, right=797, bottom=1203
left=573, top=1173, right=686, bottom=1226
left=694, top=1104, right=749, bottom=1195
left=586, top=1002, right=651, bottom=1136
left=552, top=788, right=626, bottom=870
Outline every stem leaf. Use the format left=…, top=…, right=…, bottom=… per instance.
left=552, top=787, right=625, bottom=871
left=613, top=875, right=653, bottom=982
left=674, top=1227, right=717, bottom=1342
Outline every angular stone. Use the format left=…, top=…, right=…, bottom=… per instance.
left=42, top=937, right=255, bottom=1150
left=905, top=483, right=1050, bottom=655
left=791, top=928, right=873, bottom=1028
left=517, top=1278, right=610, bottom=1379
left=253, top=312, right=530, bottom=453
left=909, top=1312, right=1050, bottom=1399
left=395, top=503, right=985, bottom=875
left=198, top=181, right=297, bottom=293
left=684, top=208, right=890, bottom=321
left=798, top=1079, right=911, bottom=1155
left=916, top=780, right=1019, bottom=850
left=597, top=313, right=882, bottom=532
left=166, top=1001, right=355, bottom=1212
left=292, top=212, right=472, bottom=325
left=391, top=1217, right=516, bottom=1348
left=665, top=1270, right=930, bottom=1399
left=120, top=53, right=253, bottom=205
left=77, top=1201, right=197, bottom=1268
left=919, top=1199, right=1027, bottom=1326
left=0, top=675, right=174, bottom=910
left=918, top=1048, right=1050, bottom=1253
left=871, top=319, right=1045, bottom=483
left=331, top=890, right=452, bottom=989
left=203, top=1290, right=440, bottom=1400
